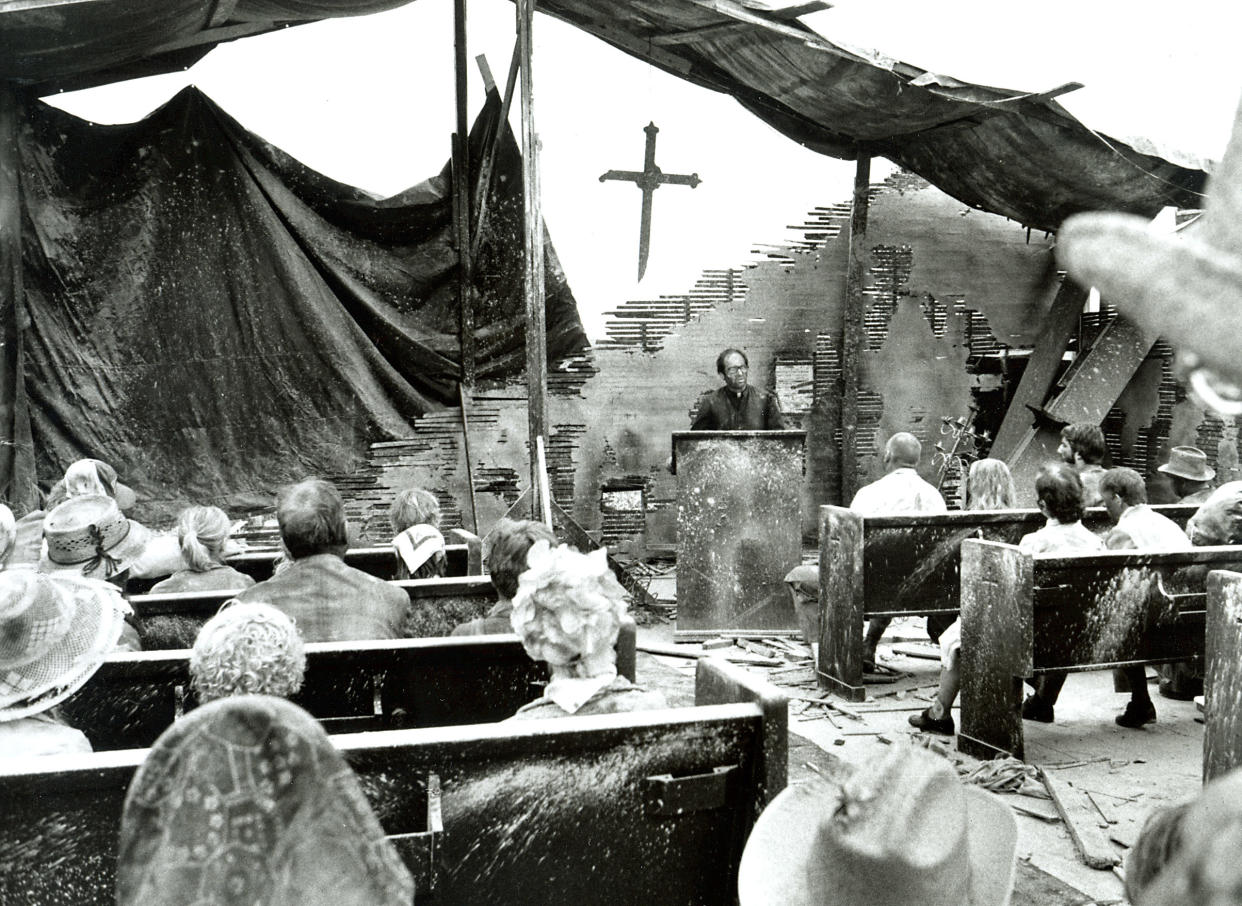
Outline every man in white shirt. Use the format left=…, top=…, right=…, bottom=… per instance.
left=785, top=432, right=945, bottom=667
left=853, top=433, right=947, bottom=666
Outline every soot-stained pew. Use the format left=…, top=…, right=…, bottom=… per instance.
left=0, top=657, right=786, bottom=906
left=957, top=538, right=1239, bottom=761
left=1203, top=569, right=1242, bottom=781
left=124, top=528, right=485, bottom=595
left=816, top=503, right=1197, bottom=701
left=59, top=621, right=639, bottom=751
left=128, top=574, right=500, bottom=649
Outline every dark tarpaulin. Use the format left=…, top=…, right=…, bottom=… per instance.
left=13, top=85, right=586, bottom=517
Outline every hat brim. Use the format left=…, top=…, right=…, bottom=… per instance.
left=0, top=573, right=126, bottom=719
left=1157, top=463, right=1216, bottom=482
left=114, top=482, right=137, bottom=512
left=39, top=518, right=151, bottom=580
left=738, top=774, right=1018, bottom=906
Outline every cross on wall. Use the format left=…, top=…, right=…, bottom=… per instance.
left=599, top=122, right=701, bottom=281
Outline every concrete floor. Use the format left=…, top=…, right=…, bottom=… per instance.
left=634, top=614, right=1204, bottom=906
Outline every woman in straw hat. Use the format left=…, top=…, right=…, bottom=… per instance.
left=0, top=568, right=130, bottom=759
left=509, top=540, right=666, bottom=719
left=116, top=695, right=414, bottom=906
left=738, top=744, right=1018, bottom=906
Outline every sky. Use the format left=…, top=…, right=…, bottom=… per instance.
left=46, top=0, right=874, bottom=342
left=45, top=0, right=1242, bottom=342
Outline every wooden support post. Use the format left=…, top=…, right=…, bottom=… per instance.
left=989, top=278, right=1086, bottom=460
left=471, top=47, right=521, bottom=262
left=0, top=84, right=33, bottom=514
left=453, top=0, right=475, bottom=388
left=517, top=0, right=547, bottom=520
left=840, top=153, right=871, bottom=504
left=457, top=382, right=480, bottom=533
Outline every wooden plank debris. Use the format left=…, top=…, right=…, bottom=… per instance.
left=1041, top=768, right=1121, bottom=869
left=891, top=644, right=941, bottom=661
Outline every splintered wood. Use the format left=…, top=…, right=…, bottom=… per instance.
left=1041, top=768, right=1121, bottom=870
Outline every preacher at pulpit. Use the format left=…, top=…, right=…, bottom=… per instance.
left=690, top=348, right=785, bottom=431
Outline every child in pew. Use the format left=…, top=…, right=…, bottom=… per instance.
left=116, top=695, right=414, bottom=906
left=738, top=744, right=1018, bottom=906
left=451, top=518, right=554, bottom=636
left=509, top=541, right=666, bottom=718
left=149, top=505, right=256, bottom=594
left=190, top=601, right=306, bottom=704
left=911, top=462, right=1101, bottom=735
left=0, top=568, right=130, bottom=759
left=389, top=487, right=448, bottom=580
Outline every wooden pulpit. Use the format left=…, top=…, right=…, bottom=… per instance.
left=673, top=430, right=806, bottom=640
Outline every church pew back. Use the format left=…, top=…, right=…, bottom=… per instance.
left=59, top=622, right=639, bottom=751
left=0, top=657, right=785, bottom=906
left=128, top=574, right=499, bottom=649
left=958, top=539, right=1239, bottom=760
left=1203, top=569, right=1242, bottom=781
left=817, top=503, right=1197, bottom=701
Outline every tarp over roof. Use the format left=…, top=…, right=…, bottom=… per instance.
left=1, top=0, right=1209, bottom=233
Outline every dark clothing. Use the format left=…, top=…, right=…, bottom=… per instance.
left=690, top=385, right=785, bottom=431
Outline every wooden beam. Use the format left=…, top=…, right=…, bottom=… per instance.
left=517, top=0, right=547, bottom=520
left=840, top=154, right=871, bottom=504
left=470, top=47, right=520, bottom=263
left=0, top=84, right=35, bottom=513
left=990, top=277, right=1085, bottom=461
left=453, top=0, right=474, bottom=387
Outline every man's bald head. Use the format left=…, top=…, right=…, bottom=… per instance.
left=884, top=433, right=922, bottom=470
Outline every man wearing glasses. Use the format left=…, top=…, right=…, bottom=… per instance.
left=690, top=348, right=785, bottom=431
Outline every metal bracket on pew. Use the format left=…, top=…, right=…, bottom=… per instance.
left=387, top=772, right=443, bottom=894
left=1153, top=575, right=1207, bottom=615
left=644, top=765, right=739, bottom=816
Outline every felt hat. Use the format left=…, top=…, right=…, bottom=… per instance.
left=1158, top=446, right=1216, bottom=482
left=0, top=568, right=125, bottom=719
left=40, top=495, right=150, bottom=580
left=738, top=745, right=1017, bottom=906
left=1056, top=94, right=1242, bottom=397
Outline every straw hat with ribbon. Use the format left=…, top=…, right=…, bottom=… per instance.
left=40, top=495, right=150, bottom=581
left=0, top=568, right=126, bottom=720
left=738, top=744, right=1017, bottom=906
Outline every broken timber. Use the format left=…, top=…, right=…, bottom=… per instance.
left=1042, top=768, right=1120, bottom=869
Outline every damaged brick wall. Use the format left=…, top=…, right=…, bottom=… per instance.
left=345, top=171, right=1225, bottom=549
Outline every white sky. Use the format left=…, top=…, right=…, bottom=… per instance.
left=46, top=0, right=868, bottom=342
left=45, top=0, right=1242, bottom=341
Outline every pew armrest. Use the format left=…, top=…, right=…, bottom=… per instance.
left=694, top=656, right=788, bottom=803
left=446, top=528, right=484, bottom=575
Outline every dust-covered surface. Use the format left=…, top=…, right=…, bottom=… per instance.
left=676, top=433, right=803, bottom=634
left=1206, top=570, right=1242, bottom=780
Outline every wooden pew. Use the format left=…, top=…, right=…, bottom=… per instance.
left=1203, top=569, right=1242, bottom=781
left=129, top=574, right=499, bottom=649
left=58, top=622, right=640, bottom=752
left=816, top=503, right=1197, bottom=701
left=124, top=528, right=485, bottom=594
left=0, top=657, right=786, bottom=906
left=957, top=538, right=1240, bottom=760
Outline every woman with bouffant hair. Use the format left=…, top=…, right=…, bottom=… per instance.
left=509, top=541, right=665, bottom=718
left=190, top=602, right=306, bottom=704
left=149, top=506, right=254, bottom=594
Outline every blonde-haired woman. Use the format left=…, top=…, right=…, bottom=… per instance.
left=965, top=458, right=1017, bottom=510
left=149, top=506, right=254, bottom=594
left=389, top=487, right=447, bottom=580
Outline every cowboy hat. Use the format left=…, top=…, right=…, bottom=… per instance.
left=0, top=568, right=126, bottom=719
left=39, top=495, right=150, bottom=580
left=1158, top=446, right=1216, bottom=482
left=738, top=745, right=1017, bottom=906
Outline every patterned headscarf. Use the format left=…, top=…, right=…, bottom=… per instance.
left=117, top=695, right=413, bottom=906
